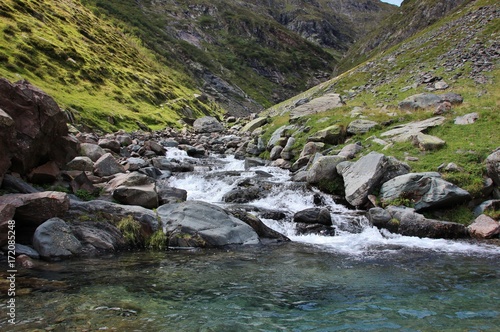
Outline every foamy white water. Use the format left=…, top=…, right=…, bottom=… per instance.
left=167, top=152, right=500, bottom=256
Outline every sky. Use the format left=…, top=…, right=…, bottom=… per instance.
left=381, top=0, right=404, bottom=6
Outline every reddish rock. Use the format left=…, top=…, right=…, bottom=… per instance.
left=468, top=214, right=500, bottom=239
left=93, top=153, right=125, bottom=177
left=28, top=161, right=60, bottom=184
left=0, top=191, right=70, bottom=225
left=69, top=172, right=97, bottom=196
left=0, top=78, right=79, bottom=176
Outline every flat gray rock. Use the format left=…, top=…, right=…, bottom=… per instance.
left=157, top=200, right=260, bottom=247
left=381, top=116, right=445, bottom=143
left=290, top=93, right=344, bottom=119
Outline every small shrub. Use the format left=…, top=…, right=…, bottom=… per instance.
left=75, top=189, right=98, bottom=201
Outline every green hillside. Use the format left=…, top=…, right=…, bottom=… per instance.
left=0, top=0, right=223, bottom=132
left=261, top=0, right=499, bottom=208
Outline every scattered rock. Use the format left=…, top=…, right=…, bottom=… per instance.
left=381, top=116, right=446, bottom=143
left=468, top=215, right=500, bottom=239
left=338, top=143, right=363, bottom=159
left=473, top=200, right=500, bottom=217
left=28, top=161, right=60, bottom=184
left=33, top=218, right=83, bottom=260
left=308, top=125, right=345, bottom=145
left=434, top=81, right=449, bottom=90
left=454, top=112, right=479, bottom=125
left=337, top=152, right=408, bottom=208
left=411, top=133, right=446, bottom=151
left=347, top=119, right=378, bottom=135
left=240, top=117, right=267, bottom=133
left=380, top=172, right=471, bottom=211
left=290, top=93, right=344, bottom=119
left=307, top=155, right=345, bottom=187
left=94, top=153, right=126, bottom=177
left=80, top=143, right=106, bottom=162
left=193, top=116, right=224, bottom=133
left=294, top=208, right=332, bottom=225
left=66, top=156, right=94, bottom=172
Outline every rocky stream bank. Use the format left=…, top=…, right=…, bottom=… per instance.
left=0, top=78, right=499, bottom=268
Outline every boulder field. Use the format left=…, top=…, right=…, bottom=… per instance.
left=0, top=78, right=499, bottom=264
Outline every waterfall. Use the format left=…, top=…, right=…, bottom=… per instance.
left=166, top=149, right=500, bottom=256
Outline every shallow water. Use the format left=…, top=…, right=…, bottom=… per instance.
left=2, top=245, right=499, bottom=331
left=2, top=150, right=499, bottom=331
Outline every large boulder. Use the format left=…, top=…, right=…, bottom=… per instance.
left=0, top=78, right=78, bottom=175
left=65, top=200, right=159, bottom=234
left=398, top=93, right=463, bottom=111
left=347, top=120, right=378, bottom=135
left=381, top=116, right=446, bottom=143
left=379, top=206, right=468, bottom=239
left=294, top=208, right=332, bottom=225
left=193, top=116, right=224, bottom=133
left=105, top=173, right=159, bottom=209
left=70, top=221, right=126, bottom=253
left=0, top=191, right=70, bottom=225
left=307, top=156, right=346, bottom=193
left=33, top=218, right=83, bottom=260
left=398, top=93, right=443, bottom=110
left=308, top=125, right=345, bottom=145
left=337, top=152, right=409, bottom=208
left=380, top=172, right=471, bottom=211
left=157, top=201, right=260, bottom=247
left=112, top=183, right=159, bottom=209
left=290, top=93, right=344, bottom=119
left=93, top=153, right=126, bottom=177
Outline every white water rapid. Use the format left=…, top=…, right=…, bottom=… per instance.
left=166, top=148, right=500, bottom=256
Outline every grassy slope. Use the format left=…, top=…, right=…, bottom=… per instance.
left=260, top=0, right=499, bottom=222
left=0, top=0, right=221, bottom=132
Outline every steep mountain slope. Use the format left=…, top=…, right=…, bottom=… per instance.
left=337, top=0, right=471, bottom=72
left=261, top=0, right=499, bottom=203
left=0, top=0, right=221, bottom=132
left=88, top=0, right=396, bottom=116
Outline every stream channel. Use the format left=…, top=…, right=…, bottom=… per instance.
left=1, top=149, right=499, bottom=331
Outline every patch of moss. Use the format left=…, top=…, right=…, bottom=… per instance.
left=146, top=230, right=167, bottom=251
left=117, top=216, right=143, bottom=247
